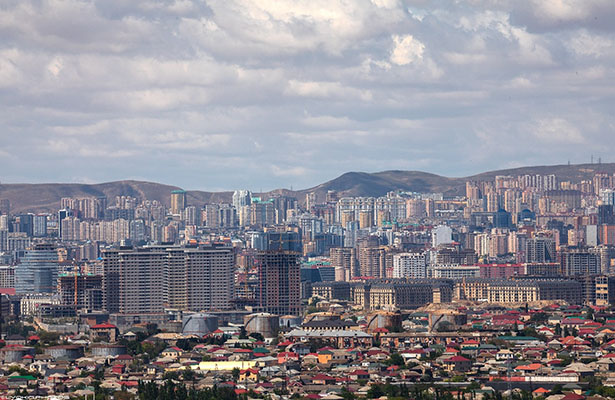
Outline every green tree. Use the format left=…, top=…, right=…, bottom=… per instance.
left=367, top=384, right=385, bottom=399
left=385, top=352, right=406, bottom=367
left=248, top=332, right=265, bottom=342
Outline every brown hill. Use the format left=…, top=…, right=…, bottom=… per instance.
left=295, top=163, right=615, bottom=201
left=0, top=181, right=230, bottom=214
left=2, top=163, right=614, bottom=213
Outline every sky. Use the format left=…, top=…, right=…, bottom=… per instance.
left=1, top=0, right=614, bottom=192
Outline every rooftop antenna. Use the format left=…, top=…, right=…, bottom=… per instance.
left=591, top=155, right=594, bottom=164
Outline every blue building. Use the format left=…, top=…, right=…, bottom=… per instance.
left=15, top=243, right=59, bottom=294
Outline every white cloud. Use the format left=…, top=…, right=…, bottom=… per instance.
left=0, top=0, right=614, bottom=190
left=531, top=118, right=585, bottom=144
left=271, top=165, right=310, bottom=177
left=390, top=34, right=425, bottom=65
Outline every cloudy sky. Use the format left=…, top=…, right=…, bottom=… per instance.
left=1, top=0, right=614, bottom=191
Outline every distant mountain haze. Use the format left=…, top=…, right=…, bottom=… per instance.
left=2, top=163, right=614, bottom=213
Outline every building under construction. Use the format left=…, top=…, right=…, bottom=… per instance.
left=58, top=273, right=103, bottom=312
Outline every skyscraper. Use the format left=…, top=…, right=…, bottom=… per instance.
left=170, top=189, right=187, bottom=215
left=255, top=251, right=301, bottom=316
left=561, top=249, right=599, bottom=276
left=102, top=244, right=235, bottom=314
left=525, top=237, right=556, bottom=263
left=393, top=252, right=427, bottom=279
left=102, top=246, right=166, bottom=314
left=33, top=214, right=47, bottom=237
left=330, top=247, right=357, bottom=281
left=166, top=245, right=235, bottom=311
left=232, top=190, right=252, bottom=211
left=15, top=243, right=59, bottom=294
left=0, top=199, right=10, bottom=215
left=358, top=246, right=386, bottom=278
left=58, top=208, right=73, bottom=239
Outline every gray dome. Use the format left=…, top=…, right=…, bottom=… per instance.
left=182, top=313, right=219, bottom=336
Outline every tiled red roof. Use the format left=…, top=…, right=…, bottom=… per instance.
left=312, top=373, right=335, bottom=381
left=91, top=323, right=116, bottom=329
left=446, top=355, right=470, bottom=362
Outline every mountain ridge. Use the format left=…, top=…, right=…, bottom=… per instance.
left=2, top=163, right=615, bottom=213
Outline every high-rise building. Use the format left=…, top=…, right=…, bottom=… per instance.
left=129, top=219, right=146, bottom=243
left=232, top=190, right=252, bottom=212
left=340, top=210, right=355, bottom=228
left=204, top=204, right=220, bottom=228
left=248, top=200, right=275, bottom=227
left=358, top=246, right=386, bottom=278
left=561, top=249, right=599, bottom=276
left=590, top=245, right=615, bottom=274
left=0, top=229, right=8, bottom=252
left=393, top=252, right=427, bottom=278
left=58, top=208, right=73, bottom=239
left=330, top=247, right=358, bottom=281
left=218, top=204, right=237, bottom=227
left=255, top=251, right=301, bottom=316
left=251, top=230, right=302, bottom=253
left=102, top=247, right=166, bottom=314
left=601, top=189, right=615, bottom=206
left=15, top=243, right=59, bottom=294
left=58, top=274, right=103, bottom=311
left=272, top=196, right=297, bottom=224
left=0, top=265, right=15, bottom=288
left=358, top=210, right=373, bottom=229
left=0, top=199, right=10, bottom=215
left=525, top=237, right=556, bottom=263
left=306, top=192, right=317, bottom=212
left=165, top=245, right=235, bottom=311
left=170, top=190, right=187, bottom=215
left=15, top=214, right=34, bottom=237
left=102, top=244, right=235, bottom=314
left=0, top=214, right=8, bottom=230
left=33, top=214, right=47, bottom=237
left=184, top=206, right=197, bottom=226
left=432, top=225, right=453, bottom=248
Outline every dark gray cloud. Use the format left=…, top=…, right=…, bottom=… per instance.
left=0, top=0, right=614, bottom=191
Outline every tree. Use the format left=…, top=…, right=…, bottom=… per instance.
left=232, top=368, right=240, bottom=381
left=182, top=368, right=195, bottom=382
left=248, top=332, right=264, bottom=342
left=385, top=352, right=406, bottom=367
left=146, top=323, right=159, bottom=337
left=239, top=326, right=248, bottom=339
left=530, top=312, right=548, bottom=323
left=367, top=384, right=385, bottom=399
left=340, top=387, right=357, bottom=400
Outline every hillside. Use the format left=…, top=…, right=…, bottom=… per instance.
left=2, top=163, right=614, bottom=213
left=296, top=163, right=615, bottom=201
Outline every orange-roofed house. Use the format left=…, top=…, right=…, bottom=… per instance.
left=312, top=374, right=336, bottom=385
left=278, top=351, right=299, bottom=364
left=515, top=363, right=542, bottom=375
left=532, top=387, right=550, bottom=397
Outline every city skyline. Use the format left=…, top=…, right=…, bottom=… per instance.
left=1, top=1, right=614, bottom=190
